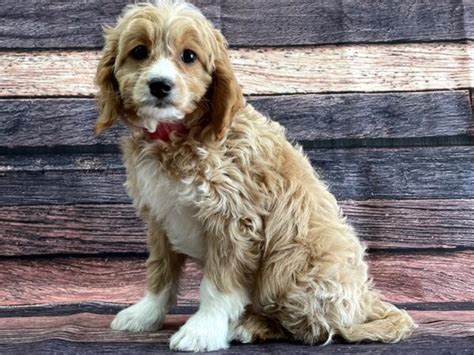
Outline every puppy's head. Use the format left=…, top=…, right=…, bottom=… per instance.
left=95, top=0, right=243, bottom=140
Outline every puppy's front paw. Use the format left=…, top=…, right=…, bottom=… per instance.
left=169, top=312, right=229, bottom=352
left=111, top=294, right=166, bottom=332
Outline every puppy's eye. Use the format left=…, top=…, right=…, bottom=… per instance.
left=181, top=49, right=197, bottom=64
left=131, top=45, right=148, bottom=60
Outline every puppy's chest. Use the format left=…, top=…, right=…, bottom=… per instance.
left=130, top=157, right=205, bottom=260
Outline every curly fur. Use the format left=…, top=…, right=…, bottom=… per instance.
left=95, top=0, right=416, bottom=351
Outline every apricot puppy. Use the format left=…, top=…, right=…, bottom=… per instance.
left=95, top=0, right=416, bottom=351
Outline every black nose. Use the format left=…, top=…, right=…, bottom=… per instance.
left=148, top=78, right=174, bottom=99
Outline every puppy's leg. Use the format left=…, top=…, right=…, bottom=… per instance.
left=170, top=276, right=248, bottom=351
left=170, top=229, right=255, bottom=351
left=111, top=219, right=185, bottom=332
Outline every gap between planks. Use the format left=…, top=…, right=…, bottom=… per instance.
left=1, top=42, right=474, bottom=96
left=1, top=301, right=474, bottom=319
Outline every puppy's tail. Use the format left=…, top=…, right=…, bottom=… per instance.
left=337, top=298, right=417, bottom=343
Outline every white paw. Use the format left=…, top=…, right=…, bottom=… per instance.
left=169, top=312, right=229, bottom=352
left=111, top=293, right=166, bottom=332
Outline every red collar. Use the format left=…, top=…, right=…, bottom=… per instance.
left=144, top=121, right=187, bottom=141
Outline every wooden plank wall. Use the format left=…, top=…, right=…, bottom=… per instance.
left=0, top=0, right=473, bottom=352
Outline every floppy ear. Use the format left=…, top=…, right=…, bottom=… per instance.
left=95, top=27, right=122, bottom=135
left=208, top=30, right=244, bottom=140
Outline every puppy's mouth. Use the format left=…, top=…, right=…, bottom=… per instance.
left=136, top=104, right=185, bottom=133
left=154, top=100, right=170, bottom=109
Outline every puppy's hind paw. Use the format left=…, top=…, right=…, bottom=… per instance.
left=228, top=324, right=254, bottom=344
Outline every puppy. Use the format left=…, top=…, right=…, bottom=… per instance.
left=95, top=0, right=416, bottom=351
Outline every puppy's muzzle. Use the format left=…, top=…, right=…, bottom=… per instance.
left=149, top=78, right=174, bottom=99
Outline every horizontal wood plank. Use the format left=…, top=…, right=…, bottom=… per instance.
left=342, top=200, right=474, bottom=250
left=250, top=91, right=473, bottom=141
left=2, top=43, right=474, bottom=96
left=0, top=204, right=146, bottom=255
left=307, top=146, right=474, bottom=200
left=222, top=0, right=474, bottom=46
left=0, top=311, right=472, bottom=348
left=0, top=313, right=183, bottom=344
left=366, top=252, right=474, bottom=304
left=0, top=0, right=220, bottom=49
left=1, top=92, right=472, bottom=148
left=1, top=1, right=472, bottom=48
left=1, top=147, right=473, bottom=206
left=1, top=336, right=473, bottom=354
left=1, top=200, right=473, bottom=256
left=0, top=252, right=472, bottom=307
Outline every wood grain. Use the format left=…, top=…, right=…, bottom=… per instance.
left=1, top=200, right=473, bottom=256
left=0, top=252, right=472, bottom=307
left=250, top=91, right=474, bottom=141
left=1, top=336, right=473, bottom=354
left=0, top=311, right=472, bottom=345
left=0, top=257, right=198, bottom=307
left=0, top=204, right=146, bottom=255
left=1, top=0, right=472, bottom=48
left=2, top=43, right=474, bottom=96
left=341, top=200, right=474, bottom=250
left=0, top=0, right=220, bottom=49
left=1, top=92, right=472, bottom=148
left=221, top=0, right=474, bottom=46
left=366, top=252, right=474, bottom=304
left=306, top=146, right=474, bottom=200
left=0, top=313, right=185, bottom=343
left=1, top=146, right=473, bottom=206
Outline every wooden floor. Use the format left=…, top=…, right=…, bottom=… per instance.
left=1, top=309, right=473, bottom=353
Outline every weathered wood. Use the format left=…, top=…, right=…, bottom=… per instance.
left=0, top=313, right=185, bottom=343
left=306, top=146, right=474, bottom=200
left=341, top=200, right=474, bottom=250
left=0, top=311, right=472, bottom=344
left=2, top=43, right=474, bottom=96
left=0, top=0, right=220, bottom=49
left=466, top=0, right=474, bottom=39
left=1, top=200, right=473, bottom=256
left=1, top=336, right=474, bottom=354
left=1, top=146, right=473, bottom=206
left=1, top=92, right=472, bottom=148
left=2, top=336, right=473, bottom=354
left=411, top=310, right=474, bottom=338
left=0, top=252, right=472, bottom=307
left=222, top=0, right=474, bottom=46
left=0, top=98, right=120, bottom=148
left=250, top=91, right=474, bottom=141
left=0, top=204, right=146, bottom=255
left=0, top=304, right=198, bottom=320
left=0, top=310, right=472, bottom=352
left=0, top=257, right=200, bottom=307
left=1, top=1, right=472, bottom=48
left=1, top=301, right=472, bottom=318
left=366, top=252, right=474, bottom=304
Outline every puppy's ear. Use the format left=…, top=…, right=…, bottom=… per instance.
left=95, top=27, right=122, bottom=135
left=208, top=30, right=244, bottom=140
